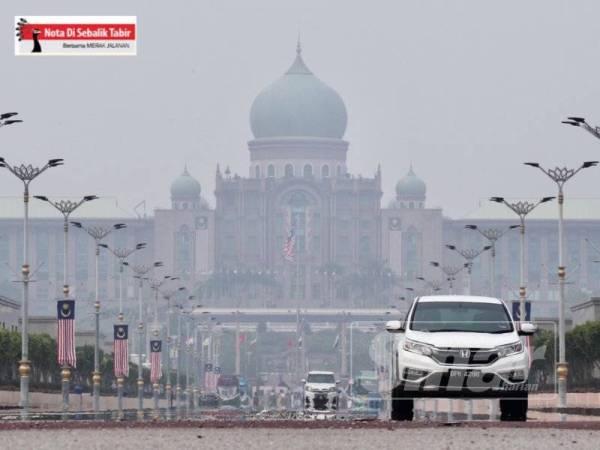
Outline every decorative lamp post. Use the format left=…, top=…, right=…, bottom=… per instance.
left=465, top=225, right=519, bottom=297
left=524, top=161, right=598, bottom=416
left=0, top=155, right=63, bottom=417
left=445, top=244, right=492, bottom=295
left=130, top=261, right=163, bottom=419
left=562, top=116, right=600, bottom=140
left=34, top=194, right=98, bottom=412
left=429, top=262, right=469, bottom=295
left=489, top=197, right=555, bottom=323
left=70, top=221, right=126, bottom=413
left=99, top=242, right=146, bottom=416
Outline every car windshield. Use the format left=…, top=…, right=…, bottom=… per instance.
left=307, top=373, right=335, bottom=384
left=410, top=301, right=513, bottom=333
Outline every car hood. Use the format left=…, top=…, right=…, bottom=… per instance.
left=305, top=383, right=335, bottom=390
left=405, top=330, right=519, bottom=349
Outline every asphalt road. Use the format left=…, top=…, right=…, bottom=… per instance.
left=1, top=426, right=600, bottom=450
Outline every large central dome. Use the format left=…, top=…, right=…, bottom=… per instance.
left=249, top=43, right=348, bottom=140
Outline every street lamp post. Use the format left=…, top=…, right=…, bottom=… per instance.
left=99, top=242, right=146, bottom=417
left=70, top=221, right=126, bottom=413
left=490, top=197, right=555, bottom=323
left=130, top=262, right=163, bottom=419
left=0, top=112, right=23, bottom=128
left=524, top=161, right=598, bottom=415
left=562, top=116, right=600, bottom=140
left=415, top=277, right=443, bottom=295
left=429, top=262, right=469, bottom=295
left=465, top=225, right=519, bottom=297
left=159, top=283, right=183, bottom=416
left=0, top=155, right=63, bottom=417
left=35, top=195, right=98, bottom=413
left=445, top=244, right=492, bottom=295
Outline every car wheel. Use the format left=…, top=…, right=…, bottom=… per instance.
left=391, top=386, right=414, bottom=421
left=500, top=395, right=528, bottom=421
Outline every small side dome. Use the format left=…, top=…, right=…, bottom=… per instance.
left=395, top=166, right=426, bottom=200
left=170, top=166, right=201, bottom=199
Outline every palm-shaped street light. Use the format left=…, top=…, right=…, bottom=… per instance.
left=0, top=112, right=23, bottom=128
left=0, top=156, right=63, bottom=417
left=429, top=261, right=469, bottom=295
left=70, top=221, right=126, bottom=413
left=524, top=161, right=598, bottom=416
left=465, top=225, right=519, bottom=297
left=34, top=195, right=98, bottom=412
left=445, top=244, right=492, bottom=295
left=489, top=196, right=555, bottom=322
left=130, top=261, right=163, bottom=418
left=562, top=116, right=600, bottom=140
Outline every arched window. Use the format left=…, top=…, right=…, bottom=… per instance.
left=255, top=165, right=261, bottom=178
left=284, top=163, right=294, bottom=178
left=336, top=165, right=342, bottom=177
left=303, top=164, right=313, bottom=178
left=322, top=164, right=330, bottom=178
left=267, top=164, right=275, bottom=178
left=402, top=227, right=421, bottom=280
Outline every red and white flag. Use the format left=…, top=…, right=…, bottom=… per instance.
left=57, top=300, right=76, bottom=368
left=283, top=229, right=295, bottom=262
left=150, top=340, right=162, bottom=383
left=114, top=324, right=129, bottom=377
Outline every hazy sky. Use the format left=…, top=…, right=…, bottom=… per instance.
left=2, top=1, right=600, bottom=218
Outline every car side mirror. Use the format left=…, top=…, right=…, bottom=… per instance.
left=300, top=379, right=306, bottom=384
left=385, top=320, right=405, bottom=333
left=518, top=322, right=537, bottom=336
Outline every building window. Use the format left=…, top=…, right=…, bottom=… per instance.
left=255, top=165, right=260, bottom=178
left=322, top=164, right=329, bottom=178
left=175, top=225, right=194, bottom=279
left=284, top=163, right=294, bottom=178
left=267, top=164, right=275, bottom=178
left=402, top=227, right=420, bottom=279
left=337, top=165, right=342, bottom=177
left=303, top=164, right=313, bottom=178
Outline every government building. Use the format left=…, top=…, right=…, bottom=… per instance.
left=2, top=44, right=600, bottom=330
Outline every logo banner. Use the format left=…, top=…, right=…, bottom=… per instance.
left=15, top=16, right=137, bottom=56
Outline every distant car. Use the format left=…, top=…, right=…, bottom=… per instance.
left=302, top=371, right=339, bottom=412
left=386, top=295, right=536, bottom=421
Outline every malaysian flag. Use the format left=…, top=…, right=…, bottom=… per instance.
left=114, top=324, right=129, bottom=377
left=283, top=229, right=295, bottom=261
left=57, top=300, right=76, bottom=368
left=150, top=340, right=162, bottom=383
left=204, top=363, right=215, bottom=392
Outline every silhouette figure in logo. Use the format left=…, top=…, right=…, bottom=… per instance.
left=16, top=18, right=41, bottom=53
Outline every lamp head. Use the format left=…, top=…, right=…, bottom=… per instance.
left=509, top=225, right=520, bottom=229
left=446, top=244, right=456, bottom=250
left=33, top=195, right=49, bottom=202
left=48, top=158, right=64, bottom=167
left=490, top=197, right=504, bottom=203
left=114, top=223, right=126, bottom=230
left=583, top=161, right=599, bottom=169
left=464, top=224, right=477, bottom=230
left=83, top=195, right=98, bottom=202
left=70, top=221, right=82, bottom=228
left=136, top=242, right=146, bottom=250
left=98, top=243, right=108, bottom=249
left=541, top=196, right=555, bottom=203
left=524, top=162, right=540, bottom=168
left=567, top=117, right=586, bottom=123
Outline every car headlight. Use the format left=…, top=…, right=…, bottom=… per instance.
left=403, top=339, right=433, bottom=356
left=497, top=341, right=523, bottom=358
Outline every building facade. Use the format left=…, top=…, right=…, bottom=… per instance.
left=1, top=44, right=600, bottom=325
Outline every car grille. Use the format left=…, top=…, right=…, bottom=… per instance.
left=431, top=348, right=499, bottom=366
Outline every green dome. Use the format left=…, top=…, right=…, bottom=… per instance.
left=249, top=44, right=347, bottom=139
left=170, top=167, right=201, bottom=199
left=396, top=166, right=426, bottom=199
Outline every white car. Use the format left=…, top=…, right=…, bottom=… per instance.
left=386, top=295, right=536, bottom=421
left=302, top=371, right=340, bottom=412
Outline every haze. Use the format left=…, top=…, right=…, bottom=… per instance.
left=1, top=0, right=599, bottom=216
